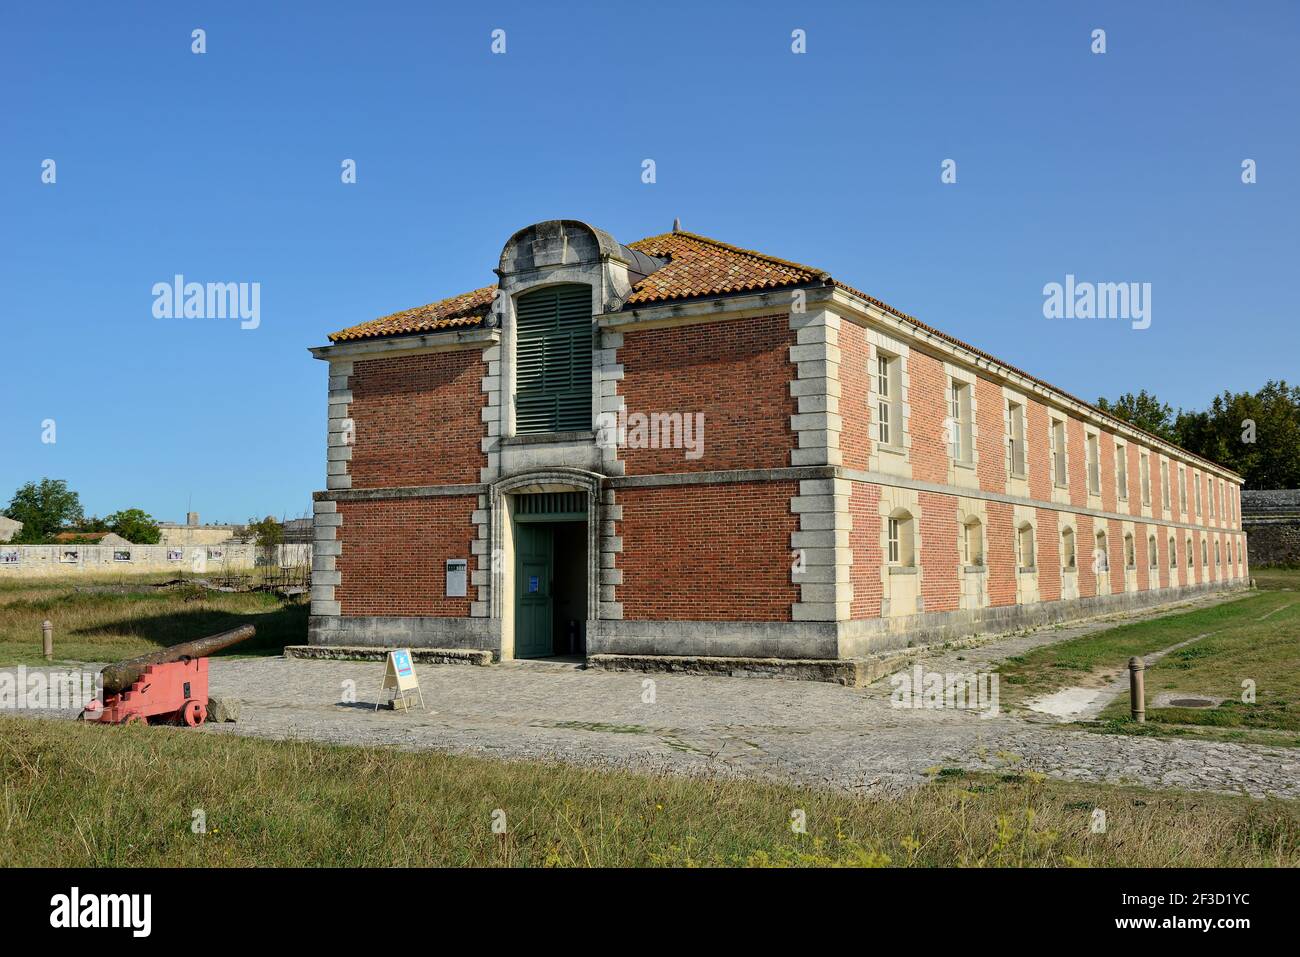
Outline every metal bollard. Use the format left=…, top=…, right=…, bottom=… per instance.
left=42, top=619, right=53, bottom=661
left=1129, top=656, right=1145, bottom=723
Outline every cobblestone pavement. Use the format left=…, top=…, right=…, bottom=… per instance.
left=6, top=592, right=1297, bottom=799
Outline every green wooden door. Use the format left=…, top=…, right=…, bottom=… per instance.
left=515, top=524, right=553, bottom=658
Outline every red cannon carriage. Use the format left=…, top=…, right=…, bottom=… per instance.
left=82, top=625, right=253, bottom=727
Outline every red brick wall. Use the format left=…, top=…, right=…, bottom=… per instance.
left=850, top=483, right=883, bottom=618
left=1157, top=529, right=1170, bottom=588
left=1076, top=515, right=1096, bottom=597
left=1036, top=508, right=1061, bottom=602
left=1136, top=527, right=1150, bottom=591
left=907, top=350, right=950, bottom=485
left=919, top=491, right=959, bottom=613
left=976, top=377, right=1006, bottom=493
left=1099, top=433, right=1117, bottom=513
left=1067, top=418, right=1087, bottom=507
left=347, top=351, right=486, bottom=488
left=1026, top=399, right=1051, bottom=500
left=985, top=501, right=1016, bottom=606
left=1127, top=444, right=1142, bottom=516
left=839, top=322, right=872, bottom=471
left=616, top=481, right=798, bottom=620
left=1108, top=520, right=1125, bottom=593
left=336, top=495, right=477, bottom=617
left=617, top=315, right=795, bottom=474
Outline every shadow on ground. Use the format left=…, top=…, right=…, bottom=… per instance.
left=70, top=602, right=308, bottom=657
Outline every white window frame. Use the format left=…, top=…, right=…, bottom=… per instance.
left=876, top=353, right=900, bottom=448
left=1007, top=400, right=1026, bottom=478
left=1116, top=442, right=1128, bottom=501
left=1086, top=432, right=1100, bottom=496
left=949, top=379, right=972, bottom=464
left=1051, top=418, right=1068, bottom=488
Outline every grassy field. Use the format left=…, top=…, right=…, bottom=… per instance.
left=997, top=569, right=1300, bottom=746
left=0, top=572, right=306, bottom=666
left=2, top=716, right=1296, bottom=867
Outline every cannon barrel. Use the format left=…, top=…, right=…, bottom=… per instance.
left=100, top=625, right=255, bottom=694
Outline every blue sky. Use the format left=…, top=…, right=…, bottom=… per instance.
left=2, top=1, right=1296, bottom=523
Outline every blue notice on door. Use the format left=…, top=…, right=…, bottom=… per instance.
left=528, top=575, right=539, bottom=593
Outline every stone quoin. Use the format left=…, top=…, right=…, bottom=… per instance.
left=306, top=220, right=1248, bottom=674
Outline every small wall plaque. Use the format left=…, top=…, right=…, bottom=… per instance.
left=446, top=558, right=468, bottom=598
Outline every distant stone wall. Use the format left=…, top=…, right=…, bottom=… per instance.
left=1242, top=490, right=1300, bottom=566
left=157, top=526, right=241, bottom=547
left=0, top=543, right=311, bottom=578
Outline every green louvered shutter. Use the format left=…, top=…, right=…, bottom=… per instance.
left=514, top=284, right=593, bottom=433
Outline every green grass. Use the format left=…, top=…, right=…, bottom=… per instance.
left=2, top=717, right=1295, bottom=867
left=0, top=572, right=306, bottom=666
left=995, top=569, right=1300, bottom=745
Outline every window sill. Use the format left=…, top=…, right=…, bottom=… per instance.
left=1018, top=567, right=1037, bottom=575
left=501, top=430, right=596, bottom=447
left=879, top=443, right=906, bottom=457
left=1062, top=566, right=1077, bottom=574
left=953, top=460, right=975, bottom=471
left=962, top=565, right=987, bottom=574
left=1008, top=471, right=1027, bottom=482
left=887, top=565, right=917, bottom=575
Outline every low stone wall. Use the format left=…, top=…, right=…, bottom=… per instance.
left=0, top=543, right=312, bottom=578
left=1242, top=489, right=1300, bottom=566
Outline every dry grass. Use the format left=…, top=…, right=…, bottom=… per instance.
left=1, top=717, right=1295, bottom=867
left=0, top=572, right=306, bottom=666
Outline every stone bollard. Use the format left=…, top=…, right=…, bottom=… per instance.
left=42, top=619, right=53, bottom=661
left=1129, top=656, right=1145, bottom=723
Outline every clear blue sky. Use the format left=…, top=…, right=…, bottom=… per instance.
left=2, top=1, right=1296, bottom=523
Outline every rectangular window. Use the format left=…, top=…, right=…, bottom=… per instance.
left=1178, top=466, right=1187, bottom=513
left=1007, top=401, right=1026, bottom=477
left=1086, top=433, right=1100, bottom=496
left=949, top=380, right=972, bottom=464
left=1160, top=460, right=1169, bottom=509
left=1140, top=452, right=1151, bottom=506
left=887, top=517, right=900, bottom=564
left=876, top=354, right=900, bottom=447
left=1051, top=419, right=1067, bottom=487
left=1194, top=472, right=1202, bottom=515
left=514, top=284, right=593, bottom=434
left=1116, top=444, right=1128, bottom=500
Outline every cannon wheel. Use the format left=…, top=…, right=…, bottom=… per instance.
left=180, top=699, right=206, bottom=727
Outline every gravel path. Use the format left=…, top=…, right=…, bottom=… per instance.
left=6, top=591, right=1296, bottom=799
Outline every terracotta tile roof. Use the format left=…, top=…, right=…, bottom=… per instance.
left=328, top=285, right=497, bottom=342
left=320, top=228, right=1237, bottom=478
left=623, top=231, right=829, bottom=304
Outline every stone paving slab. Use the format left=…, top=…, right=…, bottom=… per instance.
left=5, top=590, right=1295, bottom=800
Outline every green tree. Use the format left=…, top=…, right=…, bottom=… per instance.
left=105, top=508, right=162, bottom=545
left=1096, top=390, right=1178, bottom=444
left=247, top=516, right=284, bottom=548
left=4, top=479, right=84, bottom=543
left=1177, top=381, right=1300, bottom=489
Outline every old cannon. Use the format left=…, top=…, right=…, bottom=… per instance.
left=83, top=625, right=254, bottom=726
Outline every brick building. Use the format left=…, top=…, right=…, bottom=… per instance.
left=308, top=220, right=1248, bottom=670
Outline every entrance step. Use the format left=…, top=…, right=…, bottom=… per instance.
left=284, top=646, right=492, bottom=666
